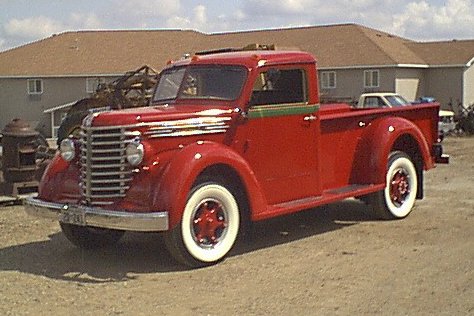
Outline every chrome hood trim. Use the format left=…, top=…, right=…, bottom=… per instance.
left=143, top=116, right=232, bottom=138
left=83, top=116, right=232, bottom=138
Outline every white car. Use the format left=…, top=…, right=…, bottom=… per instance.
left=356, top=92, right=410, bottom=108
left=357, top=92, right=456, bottom=136
left=438, top=110, right=456, bottom=135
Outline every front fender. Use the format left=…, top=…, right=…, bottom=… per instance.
left=152, top=141, right=267, bottom=229
left=351, top=116, right=433, bottom=185
left=37, top=153, right=81, bottom=203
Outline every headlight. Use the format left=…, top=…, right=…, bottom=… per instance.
left=60, top=138, right=75, bottom=161
left=126, top=141, right=144, bottom=166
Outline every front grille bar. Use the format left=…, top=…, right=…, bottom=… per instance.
left=80, top=126, right=134, bottom=206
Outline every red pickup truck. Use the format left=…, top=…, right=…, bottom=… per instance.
left=25, top=48, right=448, bottom=267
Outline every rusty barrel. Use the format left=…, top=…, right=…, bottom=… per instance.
left=1, top=118, right=39, bottom=183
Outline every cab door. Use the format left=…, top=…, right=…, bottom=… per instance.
left=241, top=66, right=321, bottom=205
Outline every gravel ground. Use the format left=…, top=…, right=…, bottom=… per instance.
left=0, top=136, right=473, bottom=315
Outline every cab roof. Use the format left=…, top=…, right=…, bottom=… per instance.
left=166, top=50, right=317, bottom=69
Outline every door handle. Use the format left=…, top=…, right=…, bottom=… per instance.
left=304, top=115, right=316, bottom=122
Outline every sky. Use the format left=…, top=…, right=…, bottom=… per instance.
left=1, top=0, right=474, bottom=52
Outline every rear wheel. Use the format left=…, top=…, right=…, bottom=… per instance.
left=59, top=223, right=125, bottom=249
left=369, top=151, right=418, bottom=219
left=164, top=182, right=241, bottom=268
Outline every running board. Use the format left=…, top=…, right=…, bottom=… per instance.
left=253, top=183, right=385, bottom=221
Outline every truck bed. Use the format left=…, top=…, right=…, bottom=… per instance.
left=318, top=102, right=439, bottom=191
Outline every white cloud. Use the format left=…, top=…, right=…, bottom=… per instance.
left=4, top=16, right=65, bottom=39
left=242, top=0, right=313, bottom=15
left=391, top=0, right=474, bottom=40
left=242, top=0, right=390, bottom=17
left=193, top=5, right=207, bottom=26
left=238, top=0, right=474, bottom=40
left=238, top=0, right=400, bottom=30
left=233, top=9, right=247, bottom=22
left=166, top=5, right=211, bottom=31
left=166, top=15, right=191, bottom=29
left=1, top=13, right=105, bottom=51
left=3, top=14, right=103, bottom=40
left=117, top=0, right=181, bottom=18
left=70, top=13, right=103, bottom=29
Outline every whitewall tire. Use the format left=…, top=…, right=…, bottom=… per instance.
left=370, top=151, right=418, bottom=220
left=165, top=182, right=240, bottom=267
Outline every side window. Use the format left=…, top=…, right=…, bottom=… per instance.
left=364, top=70, right=379, bottom=88
left=321, top=71, right=336, bottom=89
left=250, top=68, right=307, bottom=106
left=154, top=68, right=186, bottom=101
left=365, top=96, right=384, bottom=107
left=27, top=79, right=43, bottom=95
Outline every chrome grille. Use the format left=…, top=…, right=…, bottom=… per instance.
left=80, top=126, right=135, bottom=206
left=78, top=115, right=231, bottom=205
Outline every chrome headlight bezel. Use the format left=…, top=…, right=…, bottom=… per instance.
left=125, top=141, right=144, bottom=166
left=60, top=138, right=75, bottom=162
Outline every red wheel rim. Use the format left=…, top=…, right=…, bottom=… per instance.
left=192, top=199, right=227, bottom=248
left=389, top=168, right=411, bottom=207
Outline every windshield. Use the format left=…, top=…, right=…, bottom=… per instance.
left=386, top=95, right=409, bottom=106
left=153, top=65, right=247, bottom=102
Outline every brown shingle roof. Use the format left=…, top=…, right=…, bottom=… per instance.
left=208, top=24, right=423, bottom=67
left=0, top=24, right=472, bottom=77
left=0, top=30, right=205, bottom=76
left=407, top=40, right=474, bottom=66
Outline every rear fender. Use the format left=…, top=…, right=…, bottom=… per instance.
left=152, top=141, right=266, bottom=229
left=351, top=117, right=433, bottom=186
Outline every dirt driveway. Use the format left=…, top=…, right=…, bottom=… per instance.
left=1, top=137, right=473, bottom=315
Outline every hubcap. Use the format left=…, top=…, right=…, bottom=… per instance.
left=390, top=169, right=410, bottom=207
left=192, top=199, right=227, bottom=248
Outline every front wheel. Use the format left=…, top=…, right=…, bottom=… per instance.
left=59, top=223, right=125, bottom=249
left=164, top=182, right=241, bottom=268
left=369, top=151, right=418, bottom=220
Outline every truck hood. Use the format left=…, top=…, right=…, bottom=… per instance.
left=88, top=104, right=237, bottom=127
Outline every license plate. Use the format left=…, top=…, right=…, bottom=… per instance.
left=59, top=208, right=86, bottom=226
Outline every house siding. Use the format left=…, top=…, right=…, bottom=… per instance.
left=425, top=67, right=463, bottom=110
left=0, top=76, right=115, bottom=136
left=319, top=68, right=397, bottom=103
left=378, top=68, right=396, bottom=92
left=464, top=65, right=474, bottom=107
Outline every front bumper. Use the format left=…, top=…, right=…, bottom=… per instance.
left=24, top=197, right=169, bottom=232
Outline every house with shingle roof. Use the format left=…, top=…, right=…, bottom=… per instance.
left=0, top=23, right=473, bottom=138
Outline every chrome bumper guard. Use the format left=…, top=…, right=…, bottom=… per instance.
left=24, top=197, right=169, bottom=232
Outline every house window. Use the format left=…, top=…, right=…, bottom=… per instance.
left=86, top=78, right=103, bottom=93
left=27, top=79, right=43, bottom=95
left=364, top=70, right=379, bottom=88
left=321, top=71, right=336, bottom=89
